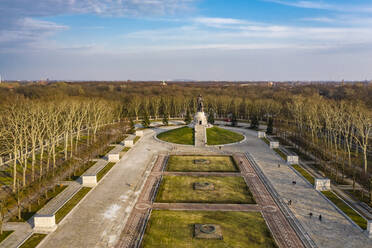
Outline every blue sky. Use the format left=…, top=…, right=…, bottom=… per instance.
left=1, top=0, right=372, bottom=81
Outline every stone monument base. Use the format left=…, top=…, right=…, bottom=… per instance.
left=194, top=224, right=223, bottom=240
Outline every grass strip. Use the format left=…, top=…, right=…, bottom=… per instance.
left=261, top=137, right=270, bottom=145
left=273, top=148, right=287, bottom=160
left=0, top=231, right=13, bottom=244
left=133, top=136, right=140, bottom=144
left=206, top=127, right=244, bottom=145
left=291, top=164, right=315, bottom=185
left=19, top=233, right=47, bottom=248
left=55, top=187, right=91, bottom=224
left=166, top=155, right=238, bottom=172
left=97, top=162, right=116, bottom=182
left=322, top=191, right=367, bottom=230
left=157, top=127, right=194, bottom=145
left=9, top=185, right=67, bottom=222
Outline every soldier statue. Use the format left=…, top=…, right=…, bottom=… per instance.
left=197, top=94, right=204, bottom=112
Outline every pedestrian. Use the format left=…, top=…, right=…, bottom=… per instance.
left=309, top=212, right=313, bottom=218
left=319, top=215, right=322, bottom=221
left=278, top=163, right=280, bottom=168
left=292, top=181, right=296, bottom=185
left=288, top=200, right=292, bottom=205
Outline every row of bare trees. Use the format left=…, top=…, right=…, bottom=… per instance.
left=283, top=95, right=371, bottom=186
left=124, top=95, right=282, bottom=122
left=0, top=97, right=121, bottom=192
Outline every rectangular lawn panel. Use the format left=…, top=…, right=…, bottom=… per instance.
left=55, top=187, right=91, bottom=224
left=157, top=127, right=194, bottom=145
left=19, top=233, right=47, bottom=248
left=206, top=127, right=244, bottom=145
left=322, top=191, right=367, bottom=230
left=166, top=155, right=239, bottom=172
left=141, top=210, right=278, bottom=248
left=155, top=176, right=255, bottom=204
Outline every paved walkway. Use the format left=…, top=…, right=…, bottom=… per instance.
left=194, top=125, right=206, bottom=147
left=38, top=129, right=171, bottom=248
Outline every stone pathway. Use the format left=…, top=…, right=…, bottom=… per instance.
left=194, top=125, right=206, bottom=147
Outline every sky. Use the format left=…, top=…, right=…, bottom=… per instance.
left=1, top=0, right=372, bottom=81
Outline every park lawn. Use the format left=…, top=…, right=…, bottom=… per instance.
left=19, top=233, right=47, bottom=248
left=0, top=231, right=13, bottom=244
left=157, top=127, right=194, bottom=145
left=55, top=187, right=91, bottom=224
left=206, top=127, right=244, bottom=145
left=141, top=210, right=278, bottom=248
left=322, top=191, right=367, bottom=230
left=155, top=176, right=255, bottom=204
left=9, top=185, right=67, bottom=222
left=291, top=164, right=315, bottom=185
left=273, top=148, right=287, bottom=161
left=166, top=155, right=239, bottom=172
left=97, top=162, right=116, bottom=182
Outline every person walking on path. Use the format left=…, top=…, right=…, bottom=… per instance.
left=319, top=215, right=322, bottom=221
left=309, top=212, right=313, bottom=218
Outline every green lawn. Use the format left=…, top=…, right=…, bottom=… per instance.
left=55, top=187, right=91, bottom=224
left=206, top=127, right=244, bottom=145
left=166, top=156, right=239, bottom=172
left=141, top=210, right=278, bottom=248
left=291, top=164, right=315, bottom=185
left=19, top=233, right=47, bottom=248
left=155, top=176, right=255, bottom=204
left=157, top=127, right=194, bottom=145
left=97, top=162, right=116, bottom=182
left=273, top=148, right=287, bottom=160
left=0, top=231, right=13, bottom=244
left=9, top=185, right=67, bottom=222
left=322, top=191, right=367, bottom=230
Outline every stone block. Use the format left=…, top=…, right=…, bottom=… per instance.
left=258, top=131, right=266, bottom=138
left=367, top=220, right=372, bottom=238
left=315, top=178, right=331, bottom=191
left=124, top=140, right=134, bottom=147
left=269, top=141, right=279, bottom=149
left=286, top=155, right=299, bottom=164
left=108, top=153, right=120, bottom=162
left=82, top=175, right=97, bottom=187
left=33, top=215, right=57, bottom=232
left=135, top=130, right=144, bottom=137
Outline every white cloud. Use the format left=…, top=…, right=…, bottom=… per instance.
left=264, top=0, right=372, bottom=13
